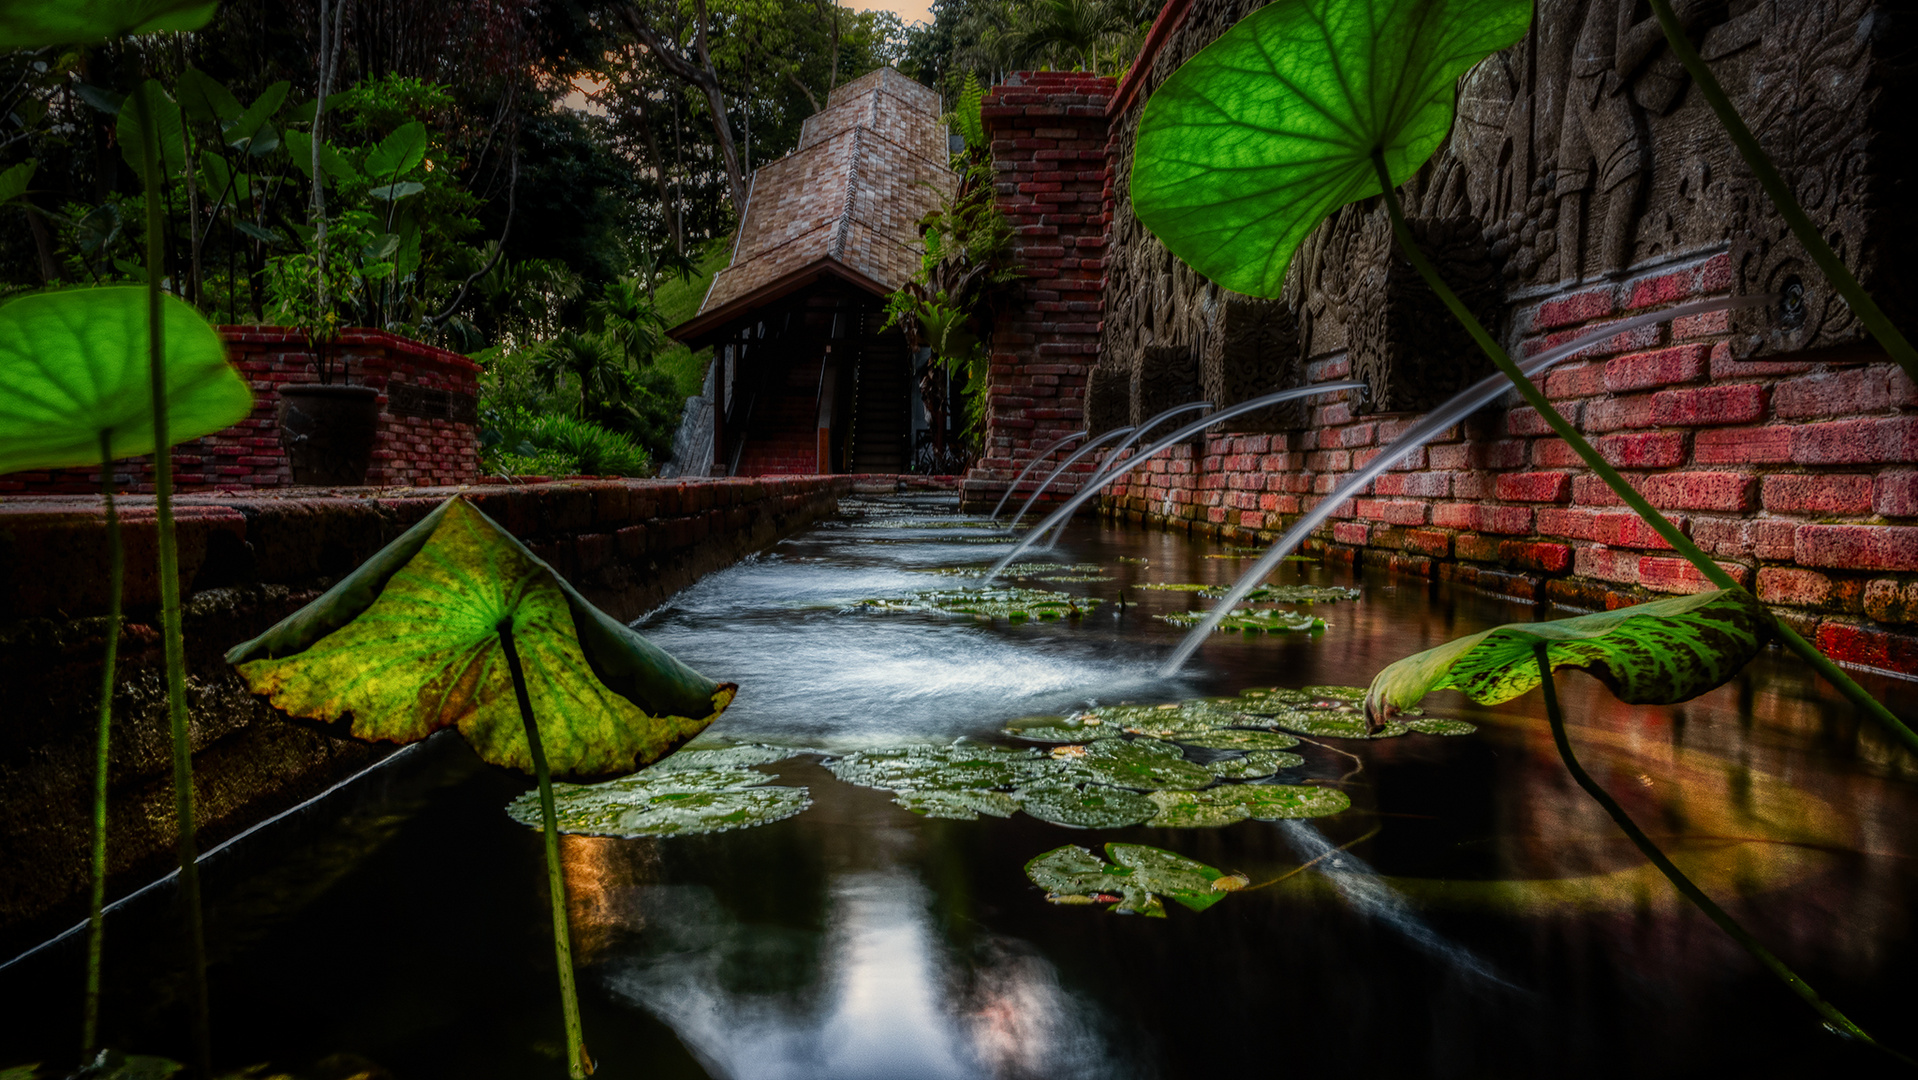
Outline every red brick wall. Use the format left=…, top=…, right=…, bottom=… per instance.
left=1101, top=248, right=1918, bottom=673
left=0, top=326, right=480, bottom=494
left=961, top=72, right=1115, bottom=508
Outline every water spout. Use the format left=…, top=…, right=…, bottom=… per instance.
left=988, top=430, right=1088, bottom=521
left=1008, top=426, right=1135, bottom=530
left=984, top=383, right=1366, bottom=583
left=1158, top=295, right=1759, bottom=677
left=1088, top=402, right=1214, bottom=482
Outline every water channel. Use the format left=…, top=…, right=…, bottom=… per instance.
left=4, top=492, right=1916, bottom=1078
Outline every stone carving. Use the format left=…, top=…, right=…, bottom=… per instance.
left=1084, top=361, right=1132, bottom=435
left=1199, top=292, right=1305, bottom=432
left=1132, top=343, right=1202, bottom=431
left=1344, top=213, right=1503, bottom=415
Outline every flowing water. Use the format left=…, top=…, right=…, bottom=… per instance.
left=4, top=493, right=1916, bottom=1078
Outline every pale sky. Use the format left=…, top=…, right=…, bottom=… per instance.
left=847, top=0, right=933, bottom=29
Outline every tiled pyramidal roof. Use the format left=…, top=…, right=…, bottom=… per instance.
left=697, top=68, right=957, bottom=316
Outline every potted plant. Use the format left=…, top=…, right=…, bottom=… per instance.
left=266, top=241, right=381, bottom=485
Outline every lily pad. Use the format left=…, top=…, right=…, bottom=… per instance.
left=1364, top=590, right=1773, bottom=722
left=825, top=742, right=1049, bottom=791
left=929, top=562, right=1103, bottom=578
left=1117, top=557, right=1150, bottom=565
left=893, top=788, right=1020, bottom=820
left=506, top=766, right=810, bottom=837
left=1026, top=842, right=1247, bottom=917
left=1038, top=574, right=1113, bottom=583
left=1158, top=609, right=1326, bottom=633
left=1275, top=712, right=1411, bottom=740
left=852, top=587, right=1098, bottom=621
left=1237, top=584, right=1361, bottom=603
left=650, top=744, right=798, bottom=772
left=1070, top=737, right=1215, bottom=792
left=1203, top=750, right=1306, bottom=780
left=1302, top=685, right=1367, bottom=702
left=1002, top=712, right=1120, bottom=742
left=1172, top=729, right=1301, bottom=751
left=1406, top=718, right=1478, bottom=736
left=1146, top=784, right=1351, bottom=827
left=1015, top=781, right=1156, bottom=828
left=1135, top=582, right=1213, bottom=593
left=1131, top=0, right=1532, bottom=298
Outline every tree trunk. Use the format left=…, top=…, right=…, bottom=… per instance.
left=618, top=3, right=750, bottom=215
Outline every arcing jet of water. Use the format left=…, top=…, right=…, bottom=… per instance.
left=983, top=383, right=1366, bottom=583
left=1007, top=426, right=1135, bottom=530
left=1088, top=401, right=1214, bottom=482
left=1158, top=295, right=1760, bottom=677
left=989, top=429, right=1087, bottom=521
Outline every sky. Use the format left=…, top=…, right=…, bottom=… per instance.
left=848, top=0, right=933, bottom=28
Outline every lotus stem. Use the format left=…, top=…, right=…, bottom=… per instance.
left=135, top=88, right=212, bottom=1080
left=82, top=429, right=122, bottom=1062
left=1531, top=641, right=1906, bottom=1062
left=1367, top=150, right=1918, bottom=759
left=1642, top=0, right=1918, bottom=382
left=498, top=623, right=591, bottom=1080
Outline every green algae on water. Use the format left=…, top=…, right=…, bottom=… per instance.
left=1026, top=842, right=1247, bottom=917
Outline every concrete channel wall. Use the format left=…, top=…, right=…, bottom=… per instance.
left=0, top=475, right=854, bottom=941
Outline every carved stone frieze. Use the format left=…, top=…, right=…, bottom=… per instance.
left=1344, top=213, right=1503, bottom=415
left=1084, top=361, right=1132, bottom=436
left=1200, top=292, right=1306, bottom=432
left=1132, top=343, right=1202, bottom=432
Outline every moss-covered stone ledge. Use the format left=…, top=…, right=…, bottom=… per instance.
left=0, top=475, right=853, bottom=943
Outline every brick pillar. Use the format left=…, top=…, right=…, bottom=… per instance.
left=960, top=71, right=1116, bottom=511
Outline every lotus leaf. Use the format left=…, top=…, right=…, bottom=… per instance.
left=229, top=497, right=736, bottom=776
left=1364, top=590, right=1772, bottom=722
left=1002, top=712, right=1120, bottom=742
left=893, top=788, right=1021, bottom=820
left=1135, top=582, right=1212, bottom=592
left=1405, top=718, right=1477, bottom=736
left=1236, top=584, right=1361, bottom=603
left=1038, top=574, right=1113, bottom=583
left=1172, top=729, right=1301, bottom=751
left=1014, top=781, right=1155, bottom=828
left=507, top=766, right=809, bottom=837
left=853, top=587, right=1097, bottom=621
left=1117, top=557, right=1150, bottom=564
left=651, top=744, right=799, bottom=772
left=1158, top=609, right=1326, bottom=633
left=824, top=742, right=1050, bottom=791
left=1026, top=843, right=1247, bottom=917
left=1147, top=784, right=1351, bottom=827
left=0, top=288, right=252, bottom=473
left=1071, top=737, right=1214, bottom=792
left=1276, top=712, right=1410, bottom=740
left=1130, top=0, right=1532, bottom=298
left=1238, top=687, right=1314, bottom=704
left=1203, top=750, right=1305, bottom=779
left=1302, top=685, right=1367, bottom=701
left=938, top=562, right=1104, bottom=578
left=0, top=0, right=217, bottom=47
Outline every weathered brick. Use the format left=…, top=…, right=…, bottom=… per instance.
left=1874, top=472, right=1918, bottom=517
left=1623, top=266, right=1699, bottom=310
left=1695, top=426, right=1794, bottom=465
left=1496, top=471, right=1572, bottom=502
left=1575, top=545, right=1640, bottom=584
left=1639, top=556, right=1750, bottom=594
left=1404, top=529, right=1452, bottom=557
left=1332, top=522, right=1370, bottom=545
left=1792, top=417, right=1918, bottom=465
left=1761, top=474, right=1873, bottom=515
left=1757, top=567, right=1835, bottom=608
left=1499, top=540, right=1572, bottom=573
left=1536, top=507, right=1597, bottom=540
left=1505, top=404, right=1576, bottom=436
left=1815, top=621, right=1918, bottom=673
left=1592, top=511, right=1679, bottom=549
left=1532, top=287, right=1616, bottom=330
left=1596, top=431, right=1688, bottom=468
left=1584, top=394, right=1656, bottom=432
left=1604, top=345, right=1709, bottom=393
left=1455, top=533, right=1503, bottom=562
left=1796, top=524, right=1918, bottom=571
left=1544, top=363, right=1606, bottom=400
left=1479, top=505, right=1535, bottom=535
left=1638, top=471, right=1757, bottom=512
left=1771, top=367, right=1902, bottom=420
left=1863, top=579, right=1918, bottom=624
left=1650, top=384, right=1768, bottom=427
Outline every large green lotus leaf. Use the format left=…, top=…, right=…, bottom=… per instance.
left=1364, top=590, right=1773, bottom=723
left=507, top=765, right=809, bottom=837
left=1026, top=843, right=1247, bottom=917
left=0, top=0, right=216, bottom=47
left=1014, top=781, right=1155, bottom=828
left=1069, top=737, right=1215, bottom=792
left=229, top=498, right=736, bottom=777
left=1132, top=0, right=1533, bottom=297
left=0, top=288, right=251, bottom=473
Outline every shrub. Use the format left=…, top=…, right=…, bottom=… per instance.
left=481, top=406, right=653, bottom=477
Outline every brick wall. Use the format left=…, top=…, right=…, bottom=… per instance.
left=960, top=72, right=1115, bottom=509
left=0, top=326, right=480, bottom=494
left=1101, top=247, right=1918, bottom=673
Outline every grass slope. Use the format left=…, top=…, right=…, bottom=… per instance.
left=655, top=239, right=735, bottom=397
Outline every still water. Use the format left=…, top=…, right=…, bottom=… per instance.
left=5, top=493, right=1917, bottom=1078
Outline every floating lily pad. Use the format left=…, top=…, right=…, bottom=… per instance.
left=893, top=788, right=1020, bottom=820
left=1275, top=712, right=1411, bottom=739
left=929, top=562, right=1103, bottom=578
left=650, top=744, right=798, bottom=772
left=1237, top=687, right=1313, bottom=704
left=1146, top=784, right=1351, bottom=827
left=1070, top=737, right=1214, bottom=792
left=1238, top=584, right=1361, bottom=603
left=1026, top=843, right=1247, bottom=917
left=1172, top=729, right=1301, bottom=751
left=853, top=587, right=1098, bottom=621
left=1406, top=718, right=1478, bottom=736
left=1002, top=712, right=1120, bottom=742
left=1015, top=781, right=1156, bottom=828
left=1038, top=574, right=1114, bottom=583
left=1117, top=557, right=1150, bottom=565
left=1203, top=750, right=1306, bottom=780
left=1135, top=582, right=1213, bottom=593
left=825, top=742, right=1049, bottom=791
left=507, top=766, right=810, bottom=837
left=1303, top=685, right=1367, bottom=702
left=1158, top=609, right=1326, bottom=633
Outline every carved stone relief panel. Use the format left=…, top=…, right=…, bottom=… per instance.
left=1346, top=214, right=1503, bottom=415
left=1132, top=343, right=1202, bottom=432
left=1200, top=293, right=1306, bottom=432
left=1084, top=361, right=1132, bottom=436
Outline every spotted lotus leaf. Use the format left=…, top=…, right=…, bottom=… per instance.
left=1147, top=784, right=1351, bottom=827
left=1069, top=737, right=1215, bottom=792
left=1131, top=0, right=1533, bottom=298
left=228, top=497, right=736, bottom=777
left=1026, top=843, right=1248, bottom=917
left=1158, top=609, right=1326, bottom=633
left=1172, top=729, right=1300, bottom=751
left=1014, top=781, right=1155, bottom=828
left=506, top=765, right=808, bottom=837
left=893, top=788, right=1020, bottom=820
left=1405, top=718, right=1477, bottom=736
left=1276, top=712, right=1410, bottom=740
left=825, top=742, right=1050, bottom=791
left=1203, top=750, right=1306, bottom=780
left=1364, top=590, right=1774, bottom=724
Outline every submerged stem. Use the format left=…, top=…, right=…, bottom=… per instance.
left=135, top=88, right=212, bottom=1080
left=1641, top=0, right=1918, bottom=381
left=499, top=623, right=591, bottom=1080
left=1366, top=150, right=1918, bottom=759
left=1531, top=642, right=1906, bottom=1063
left=82, top=430, right=122, bottom=1062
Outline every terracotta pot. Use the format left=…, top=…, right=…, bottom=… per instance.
left=278, top=384, right=380, bottom=486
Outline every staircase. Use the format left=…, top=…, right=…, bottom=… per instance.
left=849, top=337, right=910, bottom=473
left=734, top=356, right=824, bottom=475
